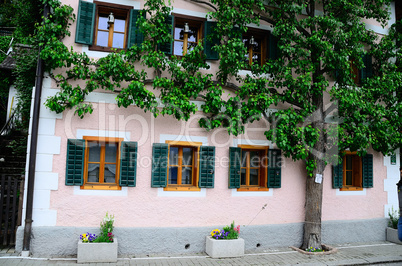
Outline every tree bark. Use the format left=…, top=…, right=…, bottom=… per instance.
left=301, top=105, right=326, bottom=250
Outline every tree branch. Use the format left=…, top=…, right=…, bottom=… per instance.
left=186, top=0, right=217, bottom=11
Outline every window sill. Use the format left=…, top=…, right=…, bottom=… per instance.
left=80, top=184, right=122, bottom=190
left=340, top=186, right=363, bottom=191
left=89, top=46, right=124, bottom=53
left=237, top=187, right=269, bottom=192
left=164, top=186, right=201, bottom=191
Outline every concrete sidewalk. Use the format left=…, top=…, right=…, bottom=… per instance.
left=1, top=241, right=402, bottom=265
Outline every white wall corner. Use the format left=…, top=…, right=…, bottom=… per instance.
left=37, top=135, right=61, bottom=155
left=33, top=189, right=51, bottom=209
left=35, top=154, right=54, bottom=172
left=35, top=172, right=59, bottom=190
left=383, top=148, right=400, bottom=217
left=38, top=118, right=56, bottom=136
left=32, top=209, right=57, bottom=226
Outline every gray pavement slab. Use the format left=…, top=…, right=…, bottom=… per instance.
left=0, top=241, right=402, bottom=265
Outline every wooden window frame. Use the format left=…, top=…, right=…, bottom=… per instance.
left=340, top=151, right=363, bottom=191
left=90, top=1, right=132, bottom=52
left=242, top=28, right=268, bottom=68
left=237, top=145, right=269, bottom=191
left=165, top=140, right=202, bottom=191
left=172, top=13, right=205, bottom=57
left=81, top=136, right=123, bottom=190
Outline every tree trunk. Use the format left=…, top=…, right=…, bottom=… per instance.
left=301, top=55, right=326, bottom=249
left=301, top=156, right=325, bottom=250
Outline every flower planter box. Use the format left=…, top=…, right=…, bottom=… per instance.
left=77, top=238, right=118, bottom=263
left=205, top=236, right=244, bottom=258
left=386, top=227, right=402, bottom=245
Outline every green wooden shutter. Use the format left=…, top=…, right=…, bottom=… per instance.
left=75, top=0, right=96, bottom=45
left=198, top=146, right=215, bottom=188
left=65, top=139, right=85, bottom=186
left=268, top=32, right=279, bottom=60
left=332, top=162, right=343, bottom=188
left=151, top=143, right=168, bottom=187
left=204, top=21, right=219, bottom=60
left=119, top=141, right=137, bottom=187
left=127, top=9, right=145, bottom=48
left=360, top=54, right=373, bottom=83
left=362, top=154, right=373, bottom=188
left=158, top=15, right=174, bottom=55
left=267, top=149, right=281, bottom=188
left=228, top=147, right=241, bottom=188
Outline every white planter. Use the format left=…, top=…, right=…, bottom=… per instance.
left=205, top=236, right=244, bottom=258
left=77, top=238, right=118, bottom=263
left=386, top=227, right=402, bottom=245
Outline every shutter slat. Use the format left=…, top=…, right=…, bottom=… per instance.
left=228, top=147, right=241, bottom=188
left=151, top=143, right=168, bottom=187
left=268, top=32, right=279, bottom=60
left=360, top=54, right=373, bottom=83
left=127, top=9, right=145, bottom=48
left=362, top=154, right=373, bottom=188
left=204, top=21, right=219, bottom=60
left=119, top=141, right=137, bottom=187
left=158, top=15, right=173, bottom=55
left=65, top=139, right=85, bottom=186
left=332, top=162, right=343, bottom=188
left=75, top=0, right=96, bottom=45
left=199, top=146, right=215, bottom=188
left=267, top=149, right=281, bottom=188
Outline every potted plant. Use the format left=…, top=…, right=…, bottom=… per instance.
left=77, top=212, right=118, bottom=263
left=386, top=207, right=402, bottom=244
left=206, top=221, right=244, bottom=258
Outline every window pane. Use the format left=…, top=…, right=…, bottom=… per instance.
left=114, top=18, right=126, bottom=32
left=97, top=31, right=109, bottom=47
left=241, top=151, right=248, bottom=167
left=188, top=27, right=198, bottom=42
left=345, top=171, right=353, bottom=186
left=105, top=143, right=117, bottom=162
left=174, top=41, right=184, bottom=56
left=112, top=33, right=124, bottom=48
left=250, top=169, right=259, bottom=186
left=250, top=151, right=260, bottom=167
left=346, top=156, right=352, bottom=170
left=182, top=147, right=193, bottom=166
left=252, top=53, right=261, bottom=66
left=169, top=167, right=178, bottom=184
left=252, top=38, right=261, bottom=53
left=182, top=167, right=192, bottom=184
left=98, top=16, right=108, bottom=30
left=88, top=163, right=100, bottom=182
left=240, top=168, right=246, bottom=185
left=174, top=26, right=184, bottom=40
left=88, top=141, right=101, bottom=162
left=169, top=147, right=179, bottom=165
left=104, top=164, right=116, bottom=183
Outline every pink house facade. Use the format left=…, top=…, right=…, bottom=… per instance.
left=15, top=0, right=401, bottom=257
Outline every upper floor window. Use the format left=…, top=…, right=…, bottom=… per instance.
left=75, top=0, right=144, bottom=52
left=173, top=16, right=204, bottom=57
left=332, top=151, right=373, bottom=190
left=94, top=2, right=130, bottom=49
left=242, top=28, right=279, bottom=67
left=159, top=14, right=219, bottom=60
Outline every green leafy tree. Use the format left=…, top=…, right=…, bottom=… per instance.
left=42, top=0, right=401, bottom=250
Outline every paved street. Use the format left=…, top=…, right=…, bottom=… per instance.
left=1, top=241, right=402, bottom=265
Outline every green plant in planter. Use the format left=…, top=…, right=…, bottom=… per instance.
left=388, top=207, right=399, bottom=229
left=79, top=212, right=115, bottom=243
left=210, top=221, right=240, bottom=240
